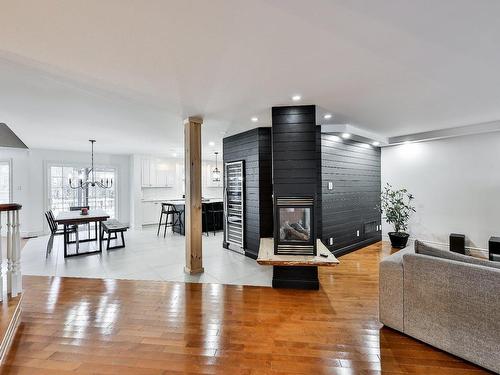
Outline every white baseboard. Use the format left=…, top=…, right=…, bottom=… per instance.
left=382, top=235, right=488, bottom=258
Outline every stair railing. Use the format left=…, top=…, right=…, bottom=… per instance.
left=0, top=204, right=22, bottom=300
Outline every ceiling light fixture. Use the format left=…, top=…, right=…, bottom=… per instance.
left=69, top=140, right=112, bottom=190
left=292, top=95, right=302, bottom=101
left=251, top=117, right=258, bottom=122
left=212, top=152, right=221, bottom=182
left=372, top=141, right=380, bottom=147
left=172, top=152, right=178, bottom=157
left=323, top=114, right=332, bottom=120
left=209, top=141, right=215, bottom=147
left=341, top=133, right=351, bottom=139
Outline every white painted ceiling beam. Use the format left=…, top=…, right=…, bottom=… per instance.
left=321, top=124, right=388, bottom=146
left=388, top=120, right=500, bottom=145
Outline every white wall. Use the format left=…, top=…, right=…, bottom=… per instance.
left=381, top=132, right=500, bottom=252
left=0, top=147, right=131, bottom=236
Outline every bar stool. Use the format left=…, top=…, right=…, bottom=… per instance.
left=157, top=203, right=183, bottom=237
left=201, top=204, right=210, bottom=237
left=207, top=202, right=224, bottom=235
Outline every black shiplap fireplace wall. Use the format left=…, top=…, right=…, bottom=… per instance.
left=272, top=105, right=318, bottom=254
left=222, top=128, right=273, bottom=259
left=320, top=133, right=382, bottom=255
left=223, top=107, right=381, bottom=259
left=272, top=105, right=318, bottom=198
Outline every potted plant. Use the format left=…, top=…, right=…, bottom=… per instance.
left=380, top=183, right=416, bottom=248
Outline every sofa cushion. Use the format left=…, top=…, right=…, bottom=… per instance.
left=414, top=240, right=500, bottom=270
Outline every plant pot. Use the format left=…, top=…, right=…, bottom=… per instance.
left=388, top=232, right=410, bottom=249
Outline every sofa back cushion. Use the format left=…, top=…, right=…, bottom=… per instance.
left=414, top=240, right=500, bottom=269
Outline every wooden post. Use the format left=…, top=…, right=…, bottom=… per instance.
left=184, top=117, right=204, bottom=274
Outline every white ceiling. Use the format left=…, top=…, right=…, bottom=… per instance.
left=1, top=0, right=500, bottom=155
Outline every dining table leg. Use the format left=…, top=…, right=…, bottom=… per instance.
left=63, top=224, right=68, bottom=258
left=98, top=221, right=102, bottom=252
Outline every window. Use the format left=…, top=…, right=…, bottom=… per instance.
left=0, top=161, right=11, bottom=204
left=48, top=164, right=117, bottom=218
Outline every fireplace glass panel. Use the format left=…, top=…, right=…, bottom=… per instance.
left=279, top=207, right=311, bottom=242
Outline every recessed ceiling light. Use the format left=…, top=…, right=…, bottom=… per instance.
left=172, top=152, right=177, bottom=157
left=208, top=141, right=215, bottom=147
left=341, top=133, right=351, bottom=139
left=372, top=141, right=380, bottom=146
left=323, top=114, right=332, bottom=120
left=403, top=141, right=411, bottom=145
left=361, top=143, right=371, bottom=148
left=331, top=135, right=341, bottom=141
left=251, top=117, right=258, bottom=122
left=292, top=95, right=302, bottom=101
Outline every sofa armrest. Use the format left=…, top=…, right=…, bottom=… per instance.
left=403, top=253, right=500, bottom=374
left=379, top=248, right=413, bottom=331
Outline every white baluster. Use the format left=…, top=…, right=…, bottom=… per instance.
left=6, top=211, right=12, bottom=296
left=11, top=210, right=21, bottom=297
left=0, top=213, right=3, bottom=302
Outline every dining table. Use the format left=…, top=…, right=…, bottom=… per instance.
left=55, top=209, right=110, bottom=258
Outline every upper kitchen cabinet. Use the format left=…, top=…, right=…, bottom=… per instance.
left=141, top=157, right=174, bottom=188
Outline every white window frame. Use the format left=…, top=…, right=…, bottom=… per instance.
left=44, top=161, right=120, bottom=219
left=0, top=158, right=13, bottom=204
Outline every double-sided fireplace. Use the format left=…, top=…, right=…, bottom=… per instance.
left=274, top=197, right=316, bottom=255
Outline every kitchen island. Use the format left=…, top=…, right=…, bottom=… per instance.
left=166, top=199, right=224, bottom=235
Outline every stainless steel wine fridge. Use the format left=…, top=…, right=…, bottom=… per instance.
left=224, top=160, right=244, bottom=253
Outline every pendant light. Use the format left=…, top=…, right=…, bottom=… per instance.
left=212, top=152, right=221, bottom=182
left=69, top=140, right=113, bottom=189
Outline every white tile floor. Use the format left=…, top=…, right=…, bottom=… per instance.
left=21, top=227, right=272, bottom=286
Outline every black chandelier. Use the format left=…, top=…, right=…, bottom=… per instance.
left=69, top=140, right=113, bottom=189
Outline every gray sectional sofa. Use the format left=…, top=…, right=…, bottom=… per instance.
left=379, top=240, right=500, bottom=373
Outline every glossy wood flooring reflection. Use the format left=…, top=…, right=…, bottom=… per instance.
left=1, top=242, right=490, bottom=374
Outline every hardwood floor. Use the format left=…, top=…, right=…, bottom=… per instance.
left=0, top=242, right=490, bottom=374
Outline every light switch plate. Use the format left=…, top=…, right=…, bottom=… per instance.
left=356, top=230, right=360, bottom=237
left=329, top=237, right=334, bottom=245
left=328, top=181, right=333, bottom=190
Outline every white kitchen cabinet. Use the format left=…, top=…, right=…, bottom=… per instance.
left=142, top=201, right=161, bottom=225
left=156, top=167, right=168, bottom=187
left=141, top=158, right=151, bottom=187
left=141, top=157, right=173, bottom=187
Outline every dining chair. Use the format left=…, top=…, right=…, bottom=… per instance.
left=45, top=211, right=79, bottom=258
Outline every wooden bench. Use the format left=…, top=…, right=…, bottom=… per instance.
left=101, top=219, right=129, bottom=250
